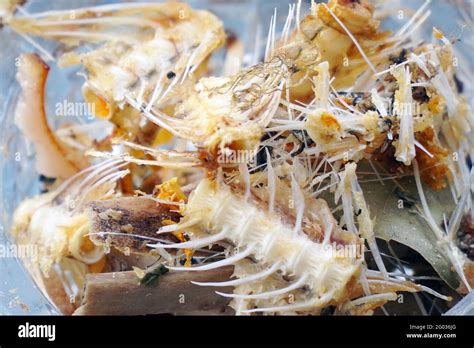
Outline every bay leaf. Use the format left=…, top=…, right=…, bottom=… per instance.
left=359, top=175, right=460, bottom=289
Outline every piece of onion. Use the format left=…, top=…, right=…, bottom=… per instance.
left=15, top=53, right=79, bottom=178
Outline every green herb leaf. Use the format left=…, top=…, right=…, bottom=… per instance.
left=140, top=265, right=169, bottom=286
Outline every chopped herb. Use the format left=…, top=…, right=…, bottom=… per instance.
left=320, top=305, right=336, bottom=316
left=290, top=65, right=299, bottom=73
left=453, top=73, right=463, bottom=93
left=394, top=187, right=416, bottom=208
left=383, top=117, right=393, bottom=129
left=140, top=265, right=169, bottom=286
left=337, top=91, right=366, bottom=106
left=412, top=86, right=429, bottom=103
left=391, top=48, right=407, bottom=65
left=290, top=130, right=314, bottom=157
left=255, top=132, right=276, bottom=171
left=39, top=174, right=56, bottom=184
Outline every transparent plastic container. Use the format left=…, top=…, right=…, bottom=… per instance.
left=0, top=0, right=472, bottom=315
